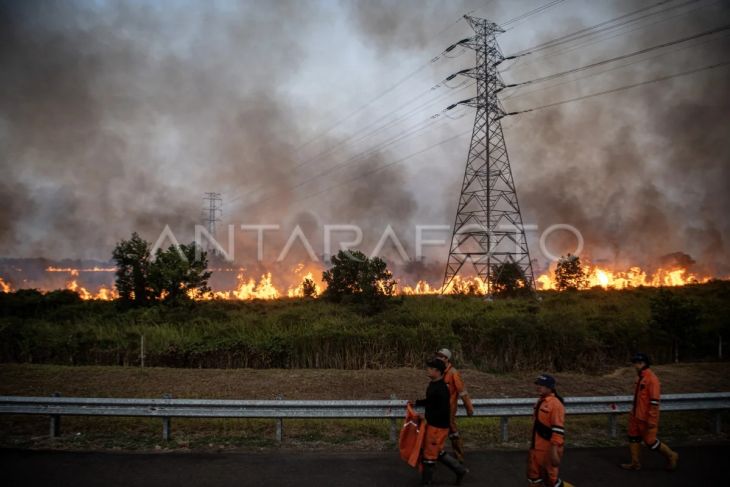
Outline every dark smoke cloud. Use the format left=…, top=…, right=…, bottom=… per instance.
left=1, top=0, right=729, bottom=290
left=508, top=1, right=730, bottom=274
left=342, top=0, right=730, bottom=275
left=0, top=0, right=427, bottom=283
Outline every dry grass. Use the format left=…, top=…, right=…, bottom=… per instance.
left=2, top=362, right=729, bottom=399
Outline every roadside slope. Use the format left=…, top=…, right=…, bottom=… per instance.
left=1, top=362, right=729, bottom=399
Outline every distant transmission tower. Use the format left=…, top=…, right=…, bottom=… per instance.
left=202, top=192, right=222, bottom=255
left=442, top=15, right=535, bottom=294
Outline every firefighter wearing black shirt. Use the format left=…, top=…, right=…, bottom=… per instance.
left=414, top=358, right=468, bottom=486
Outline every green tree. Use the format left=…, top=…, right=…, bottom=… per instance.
left=649, top=288, right=700, bottom=363
left=149, top=243, right=212, bottom=303
left=113, top=233, right=212, bottom=306
left=555, top=254, right=587, bottom=291
left=491, top=262, right=531, bottom=297
left=322, top=250, right=395, bottom=304
left=112, top=232, right=152, bottom=305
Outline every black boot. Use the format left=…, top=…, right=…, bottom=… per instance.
left=421, top=461, right=435, bottom=486
left=439, top=452, right=468, bottom=485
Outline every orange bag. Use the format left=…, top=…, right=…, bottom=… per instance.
left=399, top=403, right=426, bottom=468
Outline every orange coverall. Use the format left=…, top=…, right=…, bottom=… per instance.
left=527, top=393, right=565, bottom=486
left=628, top=367, right=661, bottom=449
left=443, top=364, right=474, bottom=433
left=399, top=403, right=426, bottom=468
left=398, top=404, right=448, bottom=466
left=422, top=426, right=449, bottom=461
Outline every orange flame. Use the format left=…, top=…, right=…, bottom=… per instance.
left=0, top=277, right=12, bottom=293
left=39, top=266, right=119, bottom=300
left=536, top=264, right=712, bottom=290
left=201, top=272, right=281, bottom=300
left=46, top=266, right=115, bottom=272
left=400, top=275, right=489, bottom=295
left=6, top=258, right=723, bottom=302
left=287, top=272, right=321, bottom=298
left=199, top=265, right=324, bottom=300
left=65, top=279, right=118, bottom=300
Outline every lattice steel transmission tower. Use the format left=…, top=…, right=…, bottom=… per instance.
left=441, top=15, right=534, bottom=294
left=202, top=192, right=222, bottom=255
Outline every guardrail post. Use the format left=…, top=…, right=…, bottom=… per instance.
left=500, top=416, right=509, bottom=443
left=608, top=414, right=618, bottom=438
left=714, top=411, right=722, bottom=434
left=389, top=394, right=398, bottom=444
left=275, top=418, right=283, bottom=444
left=162, top=394, right=171, bottom=441
left=275, top=394, right=283, bottom=444
left=49, top=392, right=61, bottom=438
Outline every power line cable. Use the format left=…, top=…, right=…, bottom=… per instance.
left=502, top=30, right=730, bottom=102
left=502, top=0, right=714, bottom=74
left=243, top=130, right=472, bottom=211
left=286, top=60, right=730, bottom=210
left=226, top=2, right=583, bottom=208
left=509, top=60, right=730, bottom=115
left=500, top=0, right=566, bottom=29
left=222, top=19, right=474, bottom=206
left=229, top=111, right=451, bottom=208
left=294, top=0, right=568, bottom=166
left=225, top=1, right=647, bottom=210
left=226, top=82, right=476, bottom=208
left=296, top=79, right=474, bottom=171
left=508, top=23, right=730, bottom=87
left=295, top=17, right=470, bottom=153
left=509, top=0, right=682, bottom=57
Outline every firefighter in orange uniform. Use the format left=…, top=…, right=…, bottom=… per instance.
left=620, top=352, right=679, bottom=471
left=413, top=358, right=468, bottom=486
left=527, top=374, right=574, bottom=487
left=435, top=348, right=474, bottom=462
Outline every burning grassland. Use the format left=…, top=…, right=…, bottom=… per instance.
left=536, top=264, right=714, bottom=290
left=0, top=260, right=725, bottom=301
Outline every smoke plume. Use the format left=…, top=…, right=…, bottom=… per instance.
left=1, top=0, right=729, bottom=289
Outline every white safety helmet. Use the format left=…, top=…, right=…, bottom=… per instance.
left=436, top=348, right=452, bottom=360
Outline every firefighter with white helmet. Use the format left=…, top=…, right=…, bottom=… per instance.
left=435, top=348, right=474, bottom=462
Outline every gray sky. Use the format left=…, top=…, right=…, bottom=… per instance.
left=1, top=0, right=729, bottom=280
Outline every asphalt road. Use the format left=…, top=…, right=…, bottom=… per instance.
left=1, top=444, right=724, bottom=486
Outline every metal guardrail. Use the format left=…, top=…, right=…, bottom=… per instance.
left=1, top=392, right=728, bottom=443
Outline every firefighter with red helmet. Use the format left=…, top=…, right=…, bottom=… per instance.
left=527, top=374, right=574, bottom=487
left=620, top=352, right=679, bottom=471
left=435, top=348, right=474, bottom=462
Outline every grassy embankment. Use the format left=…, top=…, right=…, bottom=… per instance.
left=0, top=281, right=728, bottom=372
